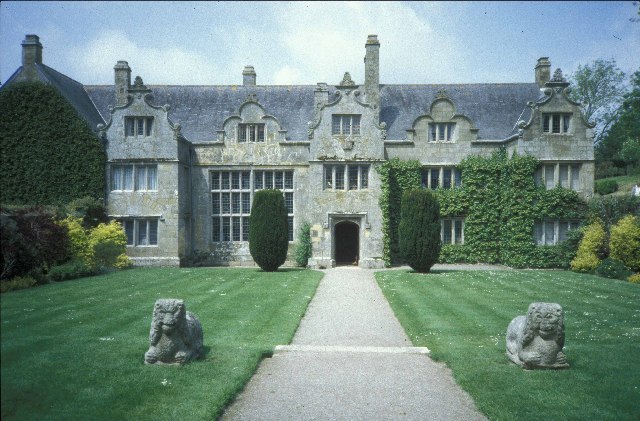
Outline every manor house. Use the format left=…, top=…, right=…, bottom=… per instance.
left=6, top=35, right=594, bottom=268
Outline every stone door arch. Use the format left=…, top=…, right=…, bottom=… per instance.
left=334, top=221, right=359, bottom=265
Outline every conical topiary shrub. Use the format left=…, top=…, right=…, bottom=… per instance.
left=399, top=189, right=441, bottom=273
left=249, top=189, right=289, bottom=271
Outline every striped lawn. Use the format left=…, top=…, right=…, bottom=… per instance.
left=376, top=269, right=640, bottom=421
left=1, top=267, right=323, bottom=420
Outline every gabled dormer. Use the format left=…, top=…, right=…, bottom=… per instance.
left=218, top=93, right=287, bottom=143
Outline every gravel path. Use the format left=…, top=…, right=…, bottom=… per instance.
left=221, top=267, right=487, bottom=421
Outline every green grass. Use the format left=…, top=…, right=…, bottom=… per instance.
left=596, top=174, right=640, bottom=196
left=376, top=269, right=640, bottom=421
left=1, top=267, right=323, bottom=421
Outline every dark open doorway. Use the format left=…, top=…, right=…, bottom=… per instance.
left=334, top=221, right=359, bottom=265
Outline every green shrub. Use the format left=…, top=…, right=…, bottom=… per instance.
left=249, top=190, right=289, bottom=271
left=89, top=221, right=130, bottom=271
left=294, top=221, right=312, bottom=267
left=399, top=189, right=441, bottom=273
left=0, top=207, right=69, bottom=281
left=58, top=216, right=92, bottom=266
left=65, top=197, right=108, bottom=229
left=588, top=195, right=640, bottom=232
left=595, top=179, right=619, bottom=195
left=0, top=275, right=37, bottom=293
left=628, top=273, right=640, bottom=284
left=609, top=215, right=640, bottom=271
left=571, top=221, right=606, bottom=272
left=47, top=260, right=94, bottom=282
left=0, top=81, right=106, bottom=205
left=595, top=258, right=633, bottom=280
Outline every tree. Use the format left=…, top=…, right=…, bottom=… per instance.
left=568, top=59, right=626, bottom=146
left=249, top=189, right=289, bottom=271
left=597, top=70, right=640, bottom=172
left=399, top=189, right=441, bottom=273
left=0, top=81, right=106, bottom=205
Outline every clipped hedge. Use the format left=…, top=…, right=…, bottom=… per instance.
left=595, top=179, right=619, bottom=195
left=399, top=189, right=441, bottom=273
left=294, top=221, right=312, bottom=268
left=0, top=81, right=106, bottom=205
left=249, top=189, right=289, bottom=271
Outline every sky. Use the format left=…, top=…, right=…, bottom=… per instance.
left=1, top=1, right=639, bottom=87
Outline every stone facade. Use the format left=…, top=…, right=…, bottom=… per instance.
left=4, top=35, right=594, bottom=268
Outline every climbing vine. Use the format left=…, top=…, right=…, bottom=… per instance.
left=379, top=149, right=588, bottom=268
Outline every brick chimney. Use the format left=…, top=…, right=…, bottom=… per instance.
left=243, top=65, right=256, bottom=86
left=535, top=57, right=551, bottom=88
left=21, top=35, right=43, bottom=80
left=364, top=35, right=380, bottom=110
left=114, top=61, right=132, bottom=106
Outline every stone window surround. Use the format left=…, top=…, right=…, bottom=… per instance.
left=441, top=218, right=464, bottom=245
left=429, top=122, right=456, bottom=142
left=332, top=114, right=361, bottom=136
left=542, top=113, right=572, bottom=134
left=422, top=166, right=462, bottom=190
left=238, top=123, right=265, bottom=143
left=117, top=218, right=159, bottom=247
left=534, top=219, right=581, bottom=245
left=125, top=116, right=154, bottom=137
left=110, top=163, right=158, bottom=192
left=535, top=162, right=581, bottom=191
left=324, top=164, right=369, bottom=191
left=211, top=169, right=294, bottom=243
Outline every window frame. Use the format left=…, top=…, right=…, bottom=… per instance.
left=534, top=162, right=581, bottom=192
left=534, top=219, right=581, bottom=245
left=212, top=169, right=295, bottom=243
left=117, top=218, right=159, bottom=247
left=125, top=116, right=154, bottom=137
left=422, top=167, right=462, bottom=190
left=331, top=114, right=361, bottom=136
left=324, top=164, right=369, bottom=191
left=111, top=164, right=158, bottom=192
left=542, top=113, right=572, bottom=134
left=441, top=218, right=465, bottom=245
left=238, top=123, right=266, bottom=143
left=428, top=122, right=456, bottom=142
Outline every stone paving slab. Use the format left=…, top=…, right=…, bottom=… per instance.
left=220, top=267, right=488, bottom=421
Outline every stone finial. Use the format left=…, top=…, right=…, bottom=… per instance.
left=551, top=68, right=566, bottom=83
left=339, top=72, right=356, bottom=87
left=128, top=75, right=151, bottom=95
left=506, top=302, right=569, bottom=369
left=436, top=89, right=449, bottom=99
left=144, top=299, right=203, bottom=365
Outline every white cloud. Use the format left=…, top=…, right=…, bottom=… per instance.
left=66, top=30, right=219, bottom=85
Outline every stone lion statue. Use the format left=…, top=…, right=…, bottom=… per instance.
left=144, top=299, right=203, bottom=365
left=506, top=302, right=569, bottom=369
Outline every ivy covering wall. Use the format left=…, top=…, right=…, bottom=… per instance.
left=379, top=150, right=588, bottom=268
left=0, top=81, right=106, bottom=205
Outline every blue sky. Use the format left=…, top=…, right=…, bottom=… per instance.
left=1, top=1, right=638, bottom=86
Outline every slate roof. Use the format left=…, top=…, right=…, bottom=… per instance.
left=85, top=82, right=541, bottom=142
left=3, top=64, right=105, bottom=130
left=379, top=83, right=541, bottom=140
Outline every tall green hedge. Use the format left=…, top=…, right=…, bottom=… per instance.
left=399, top=189, right=441, bottom=273
left=249, top=189, right=289, bottom=271
left=380, top=150, right=588, bottom=268
left=0, top=81, right=106, bottom=205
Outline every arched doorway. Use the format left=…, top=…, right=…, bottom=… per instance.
left=334, top=221, right=359, bottom=265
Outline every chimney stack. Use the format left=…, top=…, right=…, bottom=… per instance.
left=243, top=66, right=256, bottom=86
left=364, top=35, right=380, bottom=111
left=21, top=35, right=43, bottom=80
left=535, top=57, right=551, bottom=88
left=114, top=61, right=132, bottom=106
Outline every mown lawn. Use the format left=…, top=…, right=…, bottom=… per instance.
left=376, top=269, right=640, bottom=421
left=1, top=267, right=323, bottom=421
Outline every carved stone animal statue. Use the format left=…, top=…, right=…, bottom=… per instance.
left=506, top=302, right=569, bottom=369
left=144, top=299, right=203, bottom=365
